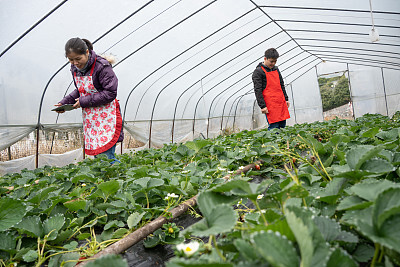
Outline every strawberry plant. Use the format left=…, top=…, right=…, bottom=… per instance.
left=1, top=112, right=400, bottom=266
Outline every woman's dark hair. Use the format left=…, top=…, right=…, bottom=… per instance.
left=265, top=48, right=279, bottom=59
left=65, top=38, right=93, bottom=56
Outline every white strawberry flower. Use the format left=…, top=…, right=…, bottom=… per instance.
left=257, top=194, right=264, bottom=200
left=239, top=166, right=245, bottom=170
left=165, top=193, right=179, bottom=200
left=176, top=241, right=200, bottom=257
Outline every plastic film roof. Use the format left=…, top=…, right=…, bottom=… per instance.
left=0, top=0, right=399, bottom=145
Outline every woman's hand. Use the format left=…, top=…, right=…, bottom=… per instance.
left=286, top=101, right=290, bottom=108
left=54, top=103, right=65, bottom=113
left=73, top=98, right=81, bottom=109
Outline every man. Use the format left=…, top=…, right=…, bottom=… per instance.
left=252, top=48, right=290, bottom=130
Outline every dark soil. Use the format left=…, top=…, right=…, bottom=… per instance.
left=121, top=212, right=202, bottom=267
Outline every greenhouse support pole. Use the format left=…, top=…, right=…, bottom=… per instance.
left=289, top=84, right=297, bottom=124
left=36, top=126, right=39, bottom=169
left=249, top=0, right=323, bottom=62
left=120, top=128, right=124, bottom=154
left=7, top=147, right=11, bottom=161
left=83, top=140, right=85, bottom=160
left=130, top=9, right=258, bottom=144
left=316, top=66, right=325, bottom=119
left=346, top=64, right=356, bottom=119
left=232, top=93, right=249, bottom=130
left=252, top=100, right=257, bottom=129
left=226, top=89, right=253, bottom=130
left=381, top=68, right=389, bottom=117
left=0, top=0, right=68, bottom=58
left=220, top=85, right=252, bottom=132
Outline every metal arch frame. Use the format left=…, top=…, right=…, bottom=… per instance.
left=217, top=51, right=309, bottom=131
left=113, top=0, right=217, bottom=68
left=147, top=20, right=279, bottom=147
left=285, top=29, right=400, bottom=40
left=207, top=46, right=303, bottom=136
left=34, top=1, right=155, bottom=167
left=188, top=41, right=303, bottom=125
left=248, top=0, right=324, bottom=62
left=308, top=51, right=400, bottom=67
left=169, top=29, right=287, bottom=143
left=4, top=1, right=399, bottom=161
left=294, top=37, right=400, bottom=48
left=273, top=19, right=400, bottom=30
left=258, top=5, right=400, bottom=15
left=223, top=88, right=253, bottom=131
left=232, top=90, right=254, bottom=130
left=345, top=63, right=356, bottom=118
left=225, top=58, right=321, bottom=130
left=191, top=74, right=251, bottom=135
left=102, top=0, right=184, bottom=54
left=209, top=43, right=300, bottom=118
left=198, top=52, right=317, bottom=139
left=381, top=68, right=389, bottom=116
left=37, top=0, right=218, bottom=150
left=326, top=59, right=400, bottom=71
left=278, top=54, right=316, bottom=78
left=178, top=34, right=293, bottom=121
left=302, top=44, right=400, bottom=57
left=37, top=0, right=218, bottom=161
left=287, top=83, right=297, bottom=124
left=315, top=66, right=325, bottom=119
left=306, top=48, right=400, bottom=62
left=0, top=0, right=69, bottom=58
left=285, top=59, right=323, bottom=85
left=220, top=82, right=253, bottom=131
left=311, top=53, right=400, bottom=68
left=227, top=59, right=323, bottom=130
left=53, top=0, right=185, bottom=154
left=199, top=53, right=317, bottom=132
left=187, top=37, right=301, bottom=140
left=224, top=90, right=250, bottom=130
left=204, top=76, right=252, bottom=138
left=36, top=0, right=155, bottom=127
left=128, top=8, right=259, bottom=124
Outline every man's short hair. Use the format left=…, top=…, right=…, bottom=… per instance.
left=265, top=48, right=279, bottom=59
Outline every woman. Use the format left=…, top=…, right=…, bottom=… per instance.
left=55, top=37, right=123, bottom=163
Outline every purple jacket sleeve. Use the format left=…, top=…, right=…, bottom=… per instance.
left=79, top=65, right=118, bottom=108
left=59, top=88, right=80, bottom=105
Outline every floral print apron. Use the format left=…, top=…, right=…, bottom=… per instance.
left=74, top=57, right=122, bottom=156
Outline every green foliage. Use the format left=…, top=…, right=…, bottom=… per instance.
left=0, top=198, right=26, bottom=231
left=84, top=254, right=128, bottom=267
left=251, top=231, right=300, bottom=267
left=1, top=113, right=400, bottom=266
left=319, top=74, right=350, bottom=111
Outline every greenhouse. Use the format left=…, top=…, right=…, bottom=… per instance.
left=1, top=0, right=400, bottom=266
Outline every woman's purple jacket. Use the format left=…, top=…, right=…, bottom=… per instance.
left=60, top=50, right=124, bottom=142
